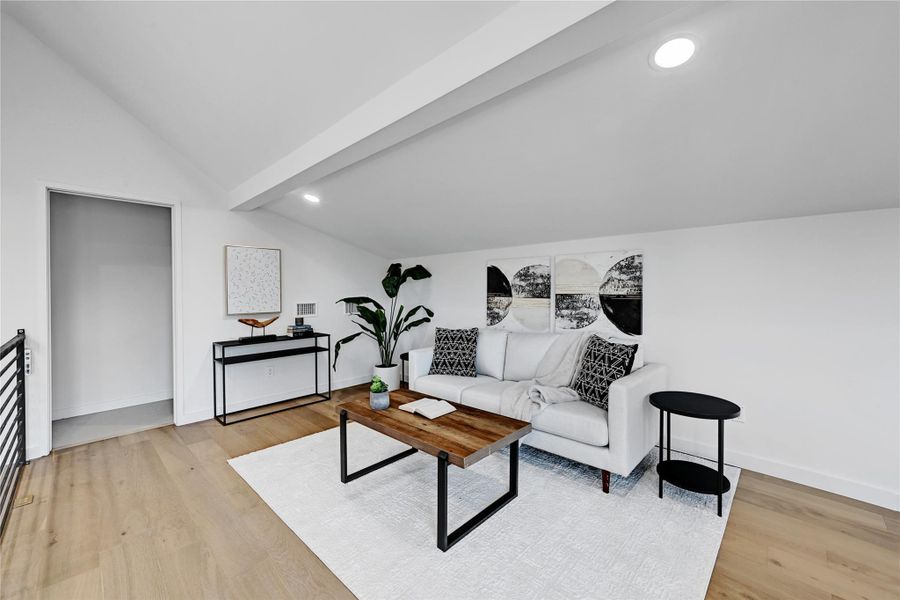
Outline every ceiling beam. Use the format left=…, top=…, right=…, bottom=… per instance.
left=229, top=1, right=693, bottom=211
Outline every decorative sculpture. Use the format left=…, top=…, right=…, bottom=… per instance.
left=238, top=316, right=279, bottom=339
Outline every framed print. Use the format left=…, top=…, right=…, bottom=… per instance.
left=225, top=245, right=282, bottom=315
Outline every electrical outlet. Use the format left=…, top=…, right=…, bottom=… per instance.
left=264, top=366, right=274, bottom=378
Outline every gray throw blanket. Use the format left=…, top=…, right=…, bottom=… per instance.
left=499, top=333, right=591, bottom=421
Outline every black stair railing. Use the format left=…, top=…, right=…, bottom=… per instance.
left=0, top=329, right=26, bottom=539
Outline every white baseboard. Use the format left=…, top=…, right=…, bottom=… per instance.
left=177, top=374, right=371, bottom=426
left=26, top=444, right=43, bottom=462
left=52, top=390, right=172, bottom=420
left=671, top=435, right=900, bottom=511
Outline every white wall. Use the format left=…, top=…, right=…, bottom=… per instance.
left=398, top=210, right=900, bottom=510
left=49, top=193, right=173, bottom=419
left=1, top=16, right=388, bottom=456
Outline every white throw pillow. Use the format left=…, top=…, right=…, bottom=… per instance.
left=504, top=333, right=559, bottom=381
left=476, top=328, right=508, bottom=380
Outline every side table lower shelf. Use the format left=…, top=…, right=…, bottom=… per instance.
left=212, top=334, right=332, bottom=425
left=657, top=460, right=730, bottom=495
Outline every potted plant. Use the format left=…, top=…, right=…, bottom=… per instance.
left=369, top=376, right=390, bottom=410
left=333, top=263, right=433, bottom=391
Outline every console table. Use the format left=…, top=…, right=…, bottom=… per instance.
left=650, top=391, right=741, bottom=516
left=212, top=333, right=331, bottom=425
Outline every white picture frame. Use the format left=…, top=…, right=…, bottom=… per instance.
left=225, top=245, right=282, bottom=315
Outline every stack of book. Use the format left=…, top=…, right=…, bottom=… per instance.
left=288, top=320, right=314, bottom=337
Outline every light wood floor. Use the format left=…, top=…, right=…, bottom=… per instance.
left=2, top=385, right=898, bottom=600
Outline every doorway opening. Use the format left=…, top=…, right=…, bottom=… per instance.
left=49, top=191, right=174, bottom=448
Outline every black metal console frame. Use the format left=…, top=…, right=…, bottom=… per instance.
left=213, top=333, right=331, bottom=425
left=339, top=409, right=519, bottom=552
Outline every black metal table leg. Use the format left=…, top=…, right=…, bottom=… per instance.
left=212, top=343, right=217, bottom=422
left=437, top=440, right=520, bottom=552
left=340, top=410, right=348, bottom=482
left=437, top=452, right=448, bottom=550
left=718, top=418, right=724, bottom=517
left=340, top=410, right=417, bottom=484
left=326, top=334, right=332, bottom=399
left=666, top=411, right=671, bottom=461
left=658, top=408, right=664, bottom=498
left=221, top=346, right=228, bottom=425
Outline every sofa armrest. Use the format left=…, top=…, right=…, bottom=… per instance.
left=606, top=363, right=668, bottom=476
left=408, top=347, right=434, bottom=392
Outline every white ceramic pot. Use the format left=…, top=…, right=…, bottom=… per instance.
left=373, top=364, right=400, bottom=392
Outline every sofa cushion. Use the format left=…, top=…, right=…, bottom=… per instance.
left=476, top=328, right=508, bottom=379
left=531, top=401, right=609, bottom=447
left=572, top=336, right=638, bottom=410
left=429, top=327, right=478, bottom=377
left=503, top=332, right=559, bottom=381
left=459, top=380, right=516, bottom=414
left=414, top=374, right=499, bottom=403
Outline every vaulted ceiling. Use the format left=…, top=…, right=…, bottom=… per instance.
left=4, top=1, right=898, bottom=257
left=2, top=0, right=511, bottom=188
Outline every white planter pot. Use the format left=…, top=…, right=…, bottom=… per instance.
left=373, top=364, right=400, bottom=392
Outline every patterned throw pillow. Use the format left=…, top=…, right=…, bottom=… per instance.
left=572, top=336, right=638, bottom=410
left=429, top=327, right=478, bottom=377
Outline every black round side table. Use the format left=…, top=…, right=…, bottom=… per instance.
left=649, top=391, right=741, bottom=517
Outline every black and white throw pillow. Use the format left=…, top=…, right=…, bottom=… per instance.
left=572, top=336, right=638, bottom=410
left=428, top=327, right=478, bottom=377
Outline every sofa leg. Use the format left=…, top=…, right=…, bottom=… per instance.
left=601, top=469, right=610, bottom=494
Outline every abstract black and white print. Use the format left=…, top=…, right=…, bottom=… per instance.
left=554, top=251, right=642, bottom=338
left=486, top=257, right=550, bottom=332
left=226, top=246, right=282, bottom=315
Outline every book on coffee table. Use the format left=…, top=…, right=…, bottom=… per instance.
left=398, top=398, right=456, bottom=419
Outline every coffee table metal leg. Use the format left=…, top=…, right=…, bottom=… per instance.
left=340, top=410, right=348, bottom=482
left=339, top=409, right=417, bottom=484
left=718, top=418, right=724, bottom=517
left=437, top=452, right=448, bottom=550
left=437, top=440, right=520, bottom=552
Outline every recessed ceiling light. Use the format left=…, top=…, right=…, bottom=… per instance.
left=652, top=37, right=695, bottom=69
left=302, top=193, right=320, bottom=203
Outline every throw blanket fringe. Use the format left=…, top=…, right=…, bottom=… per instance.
left=499, top=333, right=591, bottom=421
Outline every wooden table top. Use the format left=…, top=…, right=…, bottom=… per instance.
left=336, top=388, right=531, bottom=468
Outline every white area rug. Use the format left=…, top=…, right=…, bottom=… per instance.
left=229, top=423, right=739, bottom=600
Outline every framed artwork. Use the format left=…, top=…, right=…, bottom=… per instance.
left=225, top=245, right=282, bottom=315
left=486, top=256, right=551, bottom=332
left=554, top=250, right=643, bottom=339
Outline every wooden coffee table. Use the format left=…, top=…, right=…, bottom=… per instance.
left=337, top=388, right=531, bottom=551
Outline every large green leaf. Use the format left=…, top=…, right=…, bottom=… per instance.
left=398, top=316, right=432, bottom=335
left=381, top=263, right=403, bottom=298
left=332, top=332, right=364, bottom=370
left=401, top=305, right=434, bottom=325
left=336, top=296, right=384, bottom=311
left=351, top=320, right=380, bottom=340
left=400, top=265, right=432, bottom=286
left=356, top=305, right=386, bottom=341
left=391, top=304, right=406, bottom=340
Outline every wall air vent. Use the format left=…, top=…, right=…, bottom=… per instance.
left=345, top=302, right=360, bottom=316
left=296, top=302, right=317, bottom=318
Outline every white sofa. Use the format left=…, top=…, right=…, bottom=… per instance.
left=408, top=329, right=667, bottom=493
